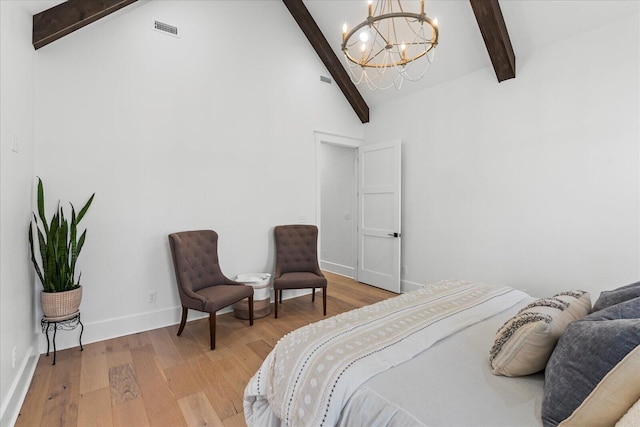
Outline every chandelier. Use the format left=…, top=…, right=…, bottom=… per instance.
left=341, top=0, right=439, bottom=90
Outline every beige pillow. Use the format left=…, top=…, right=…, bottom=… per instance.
left=489, top=290, right=591, bottom=377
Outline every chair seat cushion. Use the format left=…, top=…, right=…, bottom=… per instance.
left=274, top=272, right=327, bottom=290
left=197, top=284, right=253, bottom=312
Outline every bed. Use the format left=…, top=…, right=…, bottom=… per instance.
left=244, top=279, right=640, bottom=427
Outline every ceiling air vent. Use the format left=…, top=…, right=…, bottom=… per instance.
left=153, top=20, right=179, bottom=38
left=320, top=75, right=332, bottom=84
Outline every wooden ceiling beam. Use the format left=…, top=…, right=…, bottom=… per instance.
left=33, top=0, right=138, bottom=50
left=469, top=0, right=515, bottom=82
left=282, top=0, right=369, bottom=123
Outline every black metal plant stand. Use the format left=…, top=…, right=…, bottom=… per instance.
left=40, top=312, right=84, bottom=365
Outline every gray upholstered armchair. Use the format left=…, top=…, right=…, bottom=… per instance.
left=273, top=225, right=327, bottom=318
left=168, top=230, right=253, bottom=349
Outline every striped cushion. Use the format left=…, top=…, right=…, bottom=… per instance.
left=489, top=291, right=591, bottom=377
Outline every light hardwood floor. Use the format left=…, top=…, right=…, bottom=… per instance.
left=16, top=272, right=396, bottom=426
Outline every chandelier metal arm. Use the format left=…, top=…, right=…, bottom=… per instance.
left=366, top=46, right=389, bottom=66
left=372, top=23, right=392, bottom=48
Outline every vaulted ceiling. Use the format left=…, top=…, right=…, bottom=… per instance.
left=32, top=0, right=514, bottom=124
left=31, top=1, right=639, bottom=123
left=283, top=0, right=514, bottom=123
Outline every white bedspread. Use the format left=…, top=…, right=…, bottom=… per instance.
left=244, top=280, right=528, bottom=427
left=337, top=298, right=544, bottom=427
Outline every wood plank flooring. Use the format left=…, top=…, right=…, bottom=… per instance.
left=16, top=272, right=395, bottom=426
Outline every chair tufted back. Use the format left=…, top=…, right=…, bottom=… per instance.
left=274, top=225, right=322, bottom=276
left=168, top=230, right=230, bottom=295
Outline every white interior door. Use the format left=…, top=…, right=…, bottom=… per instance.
left=357, top=140, right=401, bottom=293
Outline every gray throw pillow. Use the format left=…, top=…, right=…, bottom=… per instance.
left=541, top=298, right=640, bottom=427
left=592, top=281, right=640, bottom=312
left=588, top=296, right=640, bottom=320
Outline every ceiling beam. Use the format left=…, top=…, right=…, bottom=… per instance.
left=469, top=0, right=515, bottom=82
left=282, top=0, right=369, bottom=123
left=33, top=0, right=138, bottom=50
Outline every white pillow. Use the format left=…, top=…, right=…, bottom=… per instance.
left=489, top=290, right=591, bottom=377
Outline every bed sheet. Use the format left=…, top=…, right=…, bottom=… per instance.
left=245, top=282, right=530, bottom=426
left=337, top=297, right=544, bottom=427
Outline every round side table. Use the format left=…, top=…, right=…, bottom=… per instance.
left=233, top=273, right=272, bottom=319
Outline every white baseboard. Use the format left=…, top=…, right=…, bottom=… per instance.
left=36, top=305, right=209, bottom=353
left=36, top=289, right=313, bottom=353
left=1, top=335, right=39, bottom=427
left=401, top=279, right=424, bottom=293
left=320, top=261, right=355, bottom=279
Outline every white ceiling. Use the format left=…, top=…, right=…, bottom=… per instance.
left=27, top=1, right=639, bottom=109
left=304, top=0, right=640, bottom=108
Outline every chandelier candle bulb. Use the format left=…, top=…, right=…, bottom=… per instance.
left=368, top=0, right=373, bottom=18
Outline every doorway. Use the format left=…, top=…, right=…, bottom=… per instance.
left=315, top=132, right=402, bottom=293
left=315, top=132, right=361, bottom=279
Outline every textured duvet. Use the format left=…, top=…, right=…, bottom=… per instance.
left=244, top=280, right=528, bottom=427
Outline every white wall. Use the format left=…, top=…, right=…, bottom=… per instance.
left=0, top=2, right=363, bottom=420
left=320, top=143, right=357, bottom=277
left=4, top=0, right=638, bottom=422
left=0, top=2, right=39, bottom=425
left=30, top=1, right=363, bottom=348
left=365, top=14, right=640, bottom=299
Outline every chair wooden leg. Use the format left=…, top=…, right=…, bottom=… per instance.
left=279, top=289, right=283, bottom=304
left=209, top=312, right=216, bottom=350
left=177, top=307, right=188, bottom=336
left=312, top=288, right=315, bottom=302
left=248, top=296, right=254, bottom=326
left=323, top=287, right=327, bottom=316
left=275, top=290, right=279, bottom=318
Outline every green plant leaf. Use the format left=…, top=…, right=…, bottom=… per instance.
left=70, top=204, right=77, bottom=273
left=29, top=179, right=94, bottom=292
left=71, top=229, right=85, bottom=279
left=76, top=193, right=94, bottom=224
left=28, top=222, right=45, bottom=286
left=36, top=177, right=49, bottom=236
left=36, top=224, right=52, bottom=291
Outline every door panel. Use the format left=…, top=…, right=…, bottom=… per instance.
left=357, top=140, right=401, bottom=293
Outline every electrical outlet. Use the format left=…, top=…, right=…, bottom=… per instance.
left=148, top=291, right=157, bottom=303
left=401, top=265, right=407, bottom=275
left=12, top=346, right=16, bottom=368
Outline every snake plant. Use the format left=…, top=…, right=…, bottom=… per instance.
left=28, top=178, right=95, bottom=292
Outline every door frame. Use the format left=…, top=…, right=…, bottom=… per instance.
left=314, top=130, right=363, bottom=280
